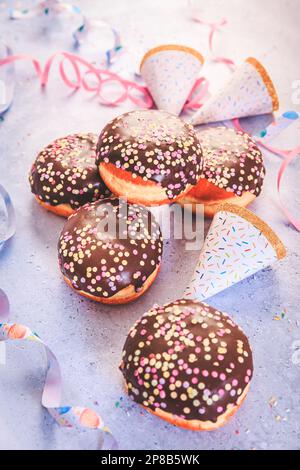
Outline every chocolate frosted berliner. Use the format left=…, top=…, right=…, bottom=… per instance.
left=178, top=127, right=265, bottom=217
left=29, top=133, right=111, bottom=217
left=96, top=110, right=203, bottom=206
left=120, top=299, right=253, bottom=430
left=58, top=198, right=163, bottom=304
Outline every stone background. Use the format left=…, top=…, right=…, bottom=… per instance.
left=0, top=0, right=299, bottom=450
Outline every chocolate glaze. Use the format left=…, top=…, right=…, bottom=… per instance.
left=29, top=133, right=111, bottom=209
left=96, top=110, right=203, bottom=199
left=58, top=198, right=163, bottom=298
left=120, top=299, right=253, bottom=423
left=196, top=127, right=265, bottom=197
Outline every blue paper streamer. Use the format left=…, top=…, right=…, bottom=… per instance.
left=9, top=0, right=122, bottom=68
left=0, top=184, right=16, bottom=249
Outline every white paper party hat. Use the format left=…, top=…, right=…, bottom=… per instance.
left=140, top=44, right=204, bottom=115
left=191, top=57, right=279, bottom=125
left=184, top=204, right=286, bottom=301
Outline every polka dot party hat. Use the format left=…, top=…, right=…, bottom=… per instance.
left=140, top=44, right=204, bottom=115
left=184, top=203, right=286, bottom=301
left=191, top=57, right=279, bottom=125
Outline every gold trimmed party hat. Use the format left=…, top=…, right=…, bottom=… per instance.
left=191, top=57, right=279, bottom=125
left=140, top=44, right=204, bottom=115
left=184, top=204, right=286, bottom=300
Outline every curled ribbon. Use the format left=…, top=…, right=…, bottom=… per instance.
left=9, top=0, right=80, bottom=19
left=189, top=1, right=235, bottom=71
left=0, top=51, right=152, bottom=107
left=9, top=0, right=122, bottom=68
left=232, top=118, right=300, bottom=232
left=184, top=77, right=210, bottom=110
left=73, top=18, right=122, bottom=68
left=0, top=51, right=208, bottom=109
left=191, top=14, right=228, bottom=51
left=0, top=43, right=15, bottom=114
left=0, top=288, right=117, bottom=449
left=0, top=184, right=16, bottom=249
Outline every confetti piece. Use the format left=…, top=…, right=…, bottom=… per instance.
left=281, top=308, right=287, bottom=319
left=268, top=396, right=278, bottom=408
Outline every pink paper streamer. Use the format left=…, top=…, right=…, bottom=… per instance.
left=211, top=56, right=235, bottom=71
left=191, top=15, right=227, bottom=51
left=0, top=52, right=152, bottom=107
left=0, top=51, right=208, bottom=109
left=183, top=77, right=209, bottom=110
left=190, top=6, right=235, bottom=71
left=233, top=118, right=300, bottom=232
left=0, top=288, right=117, bottom=449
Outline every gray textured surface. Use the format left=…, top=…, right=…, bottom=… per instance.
left=0, top=0, right=300, bottom=450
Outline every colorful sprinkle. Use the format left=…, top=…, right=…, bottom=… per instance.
left=196, top=127, right=265, bottom=197
left=96, top=110, right=203, bottom=200
left=29, top=133, right=110, bottom=209
left=58, top=198, right=163, bottom=300
left=120, top=299, right=253, bottom=425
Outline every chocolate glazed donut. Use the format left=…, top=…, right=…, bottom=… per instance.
left=179, top=127, right=265, bottom=217
left=96, top=110, right=203, bottom=206
left=29, top=133, right=111, bottom=217
left=120, top=299, right=253, bottom=430
left=58, top=198, right=163, bottom=304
